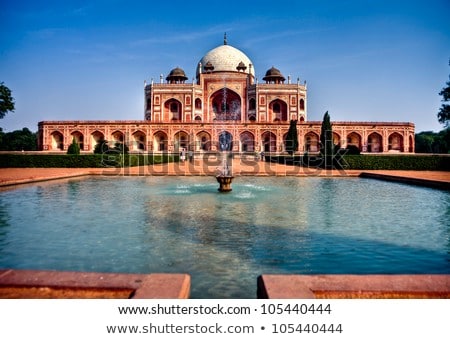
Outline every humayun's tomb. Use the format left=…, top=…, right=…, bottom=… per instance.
left=37, top=35, right=415, bottom=153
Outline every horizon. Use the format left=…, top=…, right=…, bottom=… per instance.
left=1, top=0, right=449, bottom=133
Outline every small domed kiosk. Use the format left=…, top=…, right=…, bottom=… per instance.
left=262, top=66, right=286, bottom=84
left=166, top=67, right=188, bottom=84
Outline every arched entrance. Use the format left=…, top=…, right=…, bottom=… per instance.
left=164, top=99, right=182, bottom=121
left=153, top=131, right=168, bottom=152
left=262, top=131, right=277, bottom=152
left=304, top=132, right=319, bottom=152
left=211, top=88, right=241, bottom=121
left=367, top=132, right=382, bottom=152
left=388, top=132, right=403, bottom=152
left=347, top=132, right=362, bottom=151
left=51, top=131, right=64, bottom=150
left=132, top=131, right=146, bottom=151
left=91, top=131, right=105, bottom=151
left=174, top=131, right=189, bottom=151
left=218, top=131, right=233, bottom=151
left=269, top=99, right=288, bottom=121
left=332, top=132, right=341, bottom=148
left=111, top=131, right=124, bottom=149
left=112, top=131, right=124, bottom=143
left=196, top=131, right=211, bottom=151
left=240, top=131, right=255, bottom=152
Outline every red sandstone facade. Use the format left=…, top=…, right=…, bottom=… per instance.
left=38, top=38, right=415, bottom=153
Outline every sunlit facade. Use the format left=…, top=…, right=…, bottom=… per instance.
left=38, top=37, right=415, bottom=153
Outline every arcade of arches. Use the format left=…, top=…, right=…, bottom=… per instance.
left=41, top=123, right=414, bottom=153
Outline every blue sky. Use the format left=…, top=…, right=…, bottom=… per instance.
left=1, top=0, right=449, bottom=133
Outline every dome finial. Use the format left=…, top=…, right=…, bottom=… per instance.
left=224, top=32, right=227, bottom=45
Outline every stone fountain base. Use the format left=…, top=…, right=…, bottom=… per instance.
left=216, top=175, right=234, bottom=192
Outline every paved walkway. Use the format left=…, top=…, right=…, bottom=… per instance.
left=0, top=159, right=449, bottom=188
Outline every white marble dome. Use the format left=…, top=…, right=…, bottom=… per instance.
left=196, top=44, right=255, bottom=78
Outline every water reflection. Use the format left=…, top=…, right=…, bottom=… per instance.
left=0, top=176, right=449, bottom=298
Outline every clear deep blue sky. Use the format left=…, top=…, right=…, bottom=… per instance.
left=1, top=0, right=449, bottom=133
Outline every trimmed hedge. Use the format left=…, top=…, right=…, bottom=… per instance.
left=267, top=154, right=450, bottom=171
left=342, top=155, right=450, bottom=171
left=2, top=153, right=449, bottom=171
left=0, top=153, right=179, bottom=168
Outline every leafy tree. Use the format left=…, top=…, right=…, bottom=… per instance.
left=415, top=130, right=450, bottom=153
left=67, top=138, right=81, bottom=155
left=320, top=111, right=334, bottom=168
left=437, top=63, right=450, bottom=127
left=0, top=82, right=15, bottom=119
left=0, top=127, right=37, bottom=151
left=285, top=119, right=298, bottom=155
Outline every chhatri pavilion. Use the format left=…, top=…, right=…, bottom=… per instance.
left=37, top=35, right=415, bottom=153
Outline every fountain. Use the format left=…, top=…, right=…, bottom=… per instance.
left=215, top=76, right=235, bottom=192
left=216, top=154, right=234, bottom=192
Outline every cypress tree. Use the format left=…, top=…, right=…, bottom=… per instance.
left=285, top=119, right=298, bottom=155
left=320, top=111, right=333, bottom=168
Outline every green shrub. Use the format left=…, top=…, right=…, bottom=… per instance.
left=344, top=145, right=361, bottom=155
left=268, top=154, right=450, bottom=171
left=67, top=138, right=81, bottom=155
left=341, top=155, right=450, bottom=170
left=0, top=153, right=179, bottom=168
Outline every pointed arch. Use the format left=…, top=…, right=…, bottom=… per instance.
left=347, top=132, right=362, bottom=151
left=249, top=97, right=256, bottom=110
left=388, top=132, right=404, bottom=152
left=262, top=131, right=277, bottom=152
left=195, top=98, right=202, bottom=109
left=153, top=131, right=168, bottom=152
left=132, top=130, right=146, bottom=151
left=299, top=98, right=305, bottom=111
left=269, top=99, right=288, bottom=121
left=304, top=131, right=319, bottom=152
left=196, top=131, right=211, bottom=151
left=174, top=130, right=189, bottom=151
left=218, top=131, right=233, bottom=151
left=332, top=132, right=341, bottom=147
left=164, top=98, right=183, bottom=121
left=367, top=132, right=383, bottom=152
left=240, top=131, right=255, bottom=152
left=210, top=88, right=241, bottom=121
left=91, top=131, right=105, bottom=151
left=50, top=131, right=64, bottom=151
left=111, top=130, right=124, bottom=143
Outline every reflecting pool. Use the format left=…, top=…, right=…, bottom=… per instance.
left=0, top=176, right=449, bottom=298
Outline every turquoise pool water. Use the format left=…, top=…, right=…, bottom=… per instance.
left=0, top=176, right=449, bottom=298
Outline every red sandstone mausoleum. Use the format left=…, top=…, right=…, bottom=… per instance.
left=37, top=36, right=415, bottom=154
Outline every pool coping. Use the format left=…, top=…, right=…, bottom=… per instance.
left=0, top=167, right=449, bottom=189
left=257, top=274, right=450, bottom=299
left=0, top=269, right=191, bottom=299
left=359, top=172, right=450, bottom=190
